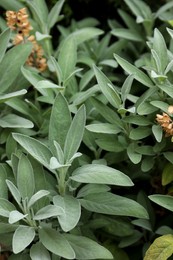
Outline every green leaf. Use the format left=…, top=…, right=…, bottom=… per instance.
left=12, top=133, right=53, bottom=171
left=28, top=190, right=50, bottom=208
left=0, top=28, right=11, bottom=63
left=17, top=154, right=35, bottom=199
left=33, top=205, right=64, bottom=220
left=48, top=0, right=65, bottom=30
left=93, top=65, right=121, bottom=109
left=121, top=74, right=134, bottom=104
left=153, top=29, right=168, bottom=73
left=58, top=36, right=77, bottom=83
left=0, top=89, right=27, bottom=104
left=0, top=198, right=16, bottom=217
left=49, top=93, right=71, bottom=150
left=70, top=27, right=103, bottom=45
left=77, top=184, right=110, bottom=198
left=0, top=43, right=32, bottom=93
left=80, top=192, right=148, bottom=218
left=111, top=28, right=143, bottom=42
left=0, top=164, right=8, bottom=199
left=53, top=195, right=81, bottom=232
left=162, top=163, right=173, bottom=186
left=12, top=226, right=35, bottom=254
left=0, top=0, right=24, bottom=10
left=71, top=164, right=133, bottom=186
left=144, top=234, right=173, bottom=260
left=86, top=123, right=121, bottom=134
left=6, top=180, right=21, bottom=206
left=64, top=105, right=86, bottom=162
left=114, top=54, right=154, bottom=88
left=39, top=227, right=75, bottom=259
left=30, top=242, right=51, bottom=260
left=127, top=143, right=142, bottom=164
left=149, top=194, right=173, bottom=212
left=0, top=114, right=34, bottom=128
left=64, top=234, right=113, bottom=259
left=152, top=125, right=163, bottom=142
left=9, top=210, right=27, bottom=224
left=0, top=223, right=18, bottom=234
left=129, top=127, right=151, bottom=140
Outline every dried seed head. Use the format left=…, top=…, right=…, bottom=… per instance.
left=156, top=112, right=173, bottom=137
left=168, top=105, right=173, bottom=114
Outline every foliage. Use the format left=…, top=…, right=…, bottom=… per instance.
left=0, top=0, right=173, bottom=259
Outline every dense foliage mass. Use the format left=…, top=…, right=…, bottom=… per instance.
left=1, top=0, right=173, bottom=259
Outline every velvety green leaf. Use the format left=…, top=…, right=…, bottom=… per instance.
left=9, top=210, right=27, bottom=224
left=152, top=125, right=163, bottom=142
left=64, top=105, right=86, bottom=162
left=71, top=164, right=133, bottom=186
left=48, top=0, right=65, bottom=30
left=114, top=54, right=154, bottom=88
left=86, top=123, right=121, bottom=134
left=0, top=164, right=8, bottom=199
left=164, top=152, right=173, bottom=164
left=0, top=89, right=27, bottom=104
left=12, top=133, right=53, bottom=171
left=0, top=0, right=24, bottom=10
left=28, top=190, right=50, bottom=208
left=91, top=97, right=123, bottom=127
left=30, top=242, right=51, bottom=260
left=70, top=27, right=103, bottom=45
left=0, top=223, right=18, bottom=234
left=13, top=226, right=35, bottom=254
left=132, top=219, right=152, bottom=231
left=73, top=85, right=99, bottom=106
left=162, top=163, right=173, bottom=186
left=123, top=115, right=151, bottom=126
left=129, top=127, right=151, bottom=140
left=6, top=180, right=21, bottom=206
left=80, top=192, right=148, bottom=218
left=150, top=101, right=169, bottom=112
left=153, top=29, right=168, bottom=73
left=96, top=136, right=125, bottom=152
left=158, top=84, right=173, bottom=98
left=111, top=28, right=143, bottom=42
left=0, top=114, right=34, bottom=128
left=49, top=93, right=71, bottom=150
left=149, top=194, right=173, bottom=212
left=36, top=80, right=63, bottom=90
left=17, top=154, right=35, bottom=199
left=33, top=205, right=64, bottom=220
left=64, top=234, right=113, bottom=259
left=77, top=184, right=110, bottom=198
left=0, top=198, right=16, bottom=217
left=144, top=234, right=173, bottom=260
left=53, top=195, right=81, bottom=232
left=93, top=65, right=121, bottom=109
left=0, top=43, right=32, bottom=93
left=0, top=28, right=11, bottom=63
left=119, top=230, right=142, bottom=248
left=127, top=144, right=142, bottom=164
left=124, top=0, right=152, bottom=20
left=39, top=227, right=75, bottom=259
left=58, top=36, right=77, bottom=83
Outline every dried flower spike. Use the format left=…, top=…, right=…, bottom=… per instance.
left=6, top=8, right=47, bottom=72
left=156, top=112, right=173, bottom=137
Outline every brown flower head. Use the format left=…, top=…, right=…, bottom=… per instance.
left=156, top=112, right=173, bottom=137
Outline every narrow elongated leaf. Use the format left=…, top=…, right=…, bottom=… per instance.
left=39, top=227, right=75, bottom=259
left=93, top=65, right=121, bottom=108
left=12, top=133, right=53, bottom=171
left=64, top=234, right=113, bottom=259
left=149, top=194, right=173, bottom=212
left=53, top=195, right=81, bottom=232
left=33, top=205, right=64, bottom=220
left=58, top=36, right=77, bottom=82
left=49, top=93, right=71, bottom=150
left=153, top=29, right=168, bottom=73
left=70, top=27, right=103, bottom=45
left=86, top=123, right=121, bottom=134
left=13, top=226, right=35, bottom=254
left=28, top=190, right=50, bottom=208
left=114, top=54, right=154, bottom=88
left=64, top=105, right=86, bottom=162
left=0, top=28, right=11, bottom=63
left=80, top=192, right=148, bottom=218
left=111, top=28, right=143, bottom=42
left=71, top=164, right=133, bottom=186
left=0, top=43, right=32, bottom=93
left=9, top=210, right=27, bottom=224
left=0, top=89, right=27, bottom=104
left=17, top=154, right=35, bottom=199
left=0, top=114, right=34, bottom=128
left=6, top=180, right=21, bottom=206
left=48, top=0, right=65, bottom=30
left=77, top=184, right=110, bottom=198
left=30, top=242, right=51, bottom=260
left=144, top=234, right=173, bottom=260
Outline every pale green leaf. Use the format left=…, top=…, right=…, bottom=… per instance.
left=48, top=0, right=65, bottom=30
left=0, top=114, right=34, bottom=128
left=149, top=194, right=173, bottom=212
left=33, top=205, right=64, bottom=220
left=0, top=28, right=11, bottom=63
left=13, top=226, right=35, bottom=254
left=30, top=242, right=51, bottom=260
